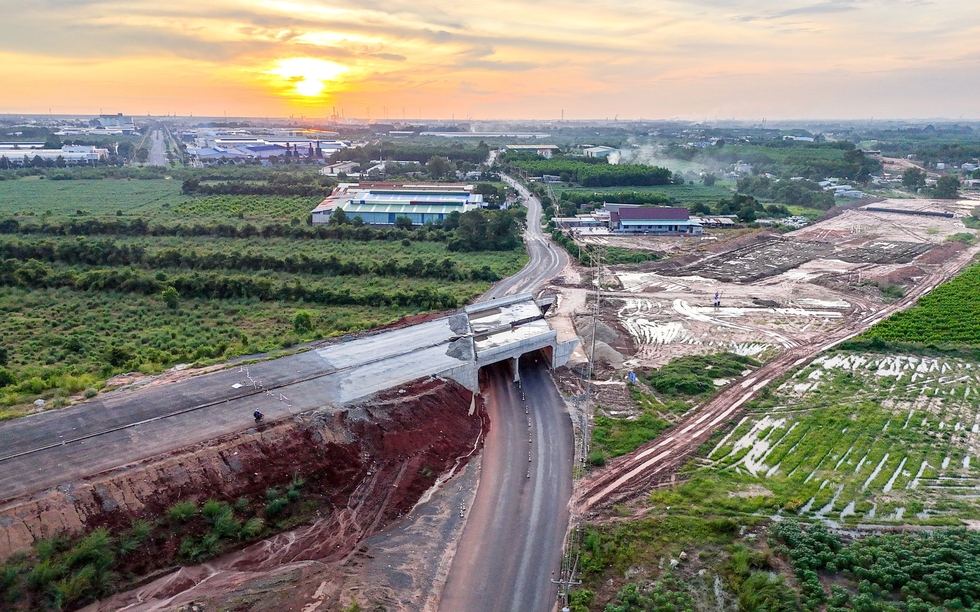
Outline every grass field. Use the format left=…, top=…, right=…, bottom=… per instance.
left=0, top=286, right=438, bottom=418
left=0, top=177, right=321, bottom=225
left=0, top=177, right=188, bottom=221
left=677, top=351, right=980, bottom=526
left=572, top=350, right=980, bottom=611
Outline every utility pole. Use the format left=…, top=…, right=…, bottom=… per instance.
left=552, top=527, right=583, bottom=611
left=584, top=245, right=602, bottom=458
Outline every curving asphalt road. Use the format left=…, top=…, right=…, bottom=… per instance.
left=481, top=175, right=568, bottom=302
left=440, top=174, right=576, bottom=612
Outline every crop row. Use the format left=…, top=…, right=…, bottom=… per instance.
left=0, top=259, right=462, bottom=310
left=862, top=262, right=980, bottom=346
left=0, top=237, right=501, bottom=282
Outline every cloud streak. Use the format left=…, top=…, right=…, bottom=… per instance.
left=0, top=0, right=976, bottom=118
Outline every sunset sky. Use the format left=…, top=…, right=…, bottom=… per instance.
left=1, top=0, right=978, bottom=120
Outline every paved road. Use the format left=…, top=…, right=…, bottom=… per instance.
left=440, top=173, right=575, bottom=611
left=147, top=130, right=167, bottom=166
left=482, top=175, right=568, bottom=301
left=439, top=358, right=573, bottom=612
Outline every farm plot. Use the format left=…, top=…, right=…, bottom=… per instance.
left=697, top=352, right=980, bottom=526
left=611, top=285, right=854, bottom=368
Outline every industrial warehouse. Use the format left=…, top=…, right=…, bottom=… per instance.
left=553, top=203, right=704, bottom=235
left=310, top=182, right=486, bottom=225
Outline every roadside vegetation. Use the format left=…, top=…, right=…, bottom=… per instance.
left=0, top=480, right=310, bottom=611
left=589, top=353, right=758, bottom=465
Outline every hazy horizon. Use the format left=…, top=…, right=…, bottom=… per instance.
left=1, top=0, right=978, bottom=120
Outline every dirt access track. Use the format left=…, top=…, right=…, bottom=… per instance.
left=569, top=198, right=980, bottom=513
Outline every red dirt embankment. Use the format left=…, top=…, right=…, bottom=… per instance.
left=0, top=378, right=484, bottom=596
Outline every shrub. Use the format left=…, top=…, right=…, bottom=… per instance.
left=161, top=285, right=179, bottom=309
left=201, top=499, right=230, bottom=523
left=240, top=517, right=265, bottom=540
left=587, top=451, right=606, bottom=467
left=118, top=520, right=153, bottom=555
left=26, top=559, right=63, bottom=592
left=265, top=498, right=290, bottom=518
left=292, top=310, right=314, bottom=334
left=213, top=513, right=241, bottom=539
left=167, top=500, right=197, bottom=522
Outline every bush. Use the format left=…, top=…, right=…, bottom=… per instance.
left=201, top=499, right=230, bottom=523
left=118, top=520, right=153, bottom=555
left=587, top=451, right=607, bottom=467
left=240, top=517, right=265, bottom=540
left=213, top=513, right=241, bottom=539
left=265, top=497, right=290, bottom=518
left=649, top=352, right=759, bottom=397
left=292, top=310, right=314, bottom=334
left=167, top=500, right=197, bottom=522
left=0, top=368, right=14, bottom=389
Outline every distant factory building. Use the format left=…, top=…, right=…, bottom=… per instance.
left=319, top=161, right=361, bottom=176
left=0, top=145, right=109, bottom=165
left=504, top=144, right=561, bottom=159
left=610, top=206, right=702, bottom=235
left=311, top=183, right=484, bottom=225
left=90, top=113, right=137, bottom=134
left=583, top=146, right=617, bottom=158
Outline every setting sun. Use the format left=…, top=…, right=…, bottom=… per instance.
left=269, top=57, right=348, bottom=98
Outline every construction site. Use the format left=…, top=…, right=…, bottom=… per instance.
left=3, top=190, right=980, bottom=612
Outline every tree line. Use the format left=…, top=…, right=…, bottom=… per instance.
left=735, top=176, right=835, bottom=209
left=506, top=158, right=676, bottom=187
left=0, top=217, right=456, bottom=243
left=561, top=191, right=672, bottom=206
left=328, top=206, right=525, bottom=253
left=0, top=238, right=500, bottom=282
left=329, top=140, right=491, bottom=165
left=180, top=178, right=335, bottom=198
left=0, top=259, right=460, bottom=310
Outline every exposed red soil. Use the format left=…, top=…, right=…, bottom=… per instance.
left=1, top=378, right=486, bottom=611
left=913, top=241, right=966, bottom=265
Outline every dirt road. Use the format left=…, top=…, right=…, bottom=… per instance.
left=574, top=240, right=980, bottom=514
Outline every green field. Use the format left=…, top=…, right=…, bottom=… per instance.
left=856, top=262, right=980, bottom=347
left=572, top=350, right=980, bottom=611
left=0, top=178, right=527, bottom=416
left=669, top=351, right=980, bottom=526
left=0, top=177, right=326, bottom=225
